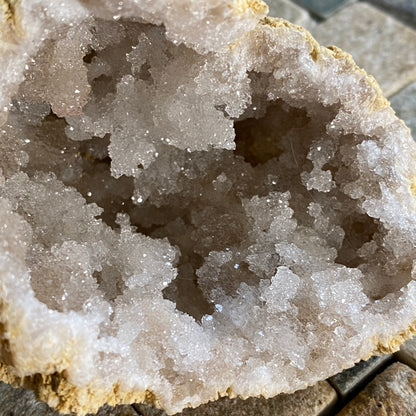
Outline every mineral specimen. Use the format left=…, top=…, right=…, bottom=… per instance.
left=1, top=0, right=416, bottom=415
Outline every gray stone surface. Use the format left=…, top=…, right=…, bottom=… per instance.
left=291, top=0, right=353, bottom=18
left=0, top=382, right=59, bottom=416
left=329, top=354, right=393, bottom=399
left=93, top=405, right=139, bottom=416
left=390, top=81, right=416, bottom=139
left=396, top=334, right=416, bottom=370
left=337, top=362, right=416, bottom=415
left=312, top=2, right=416, bottom=96
left=0, top=382, right=138, bottom=416
left=266, top=0, right=313, bottom=28
left=134, top=381, right=337, bottom=416
left=366, top=0, right=416, bottom=27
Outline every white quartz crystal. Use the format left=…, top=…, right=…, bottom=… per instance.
left=1, top=0, right=416, bottom=415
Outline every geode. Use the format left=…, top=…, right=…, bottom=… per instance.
left=1, top=0, right=416, bottom=414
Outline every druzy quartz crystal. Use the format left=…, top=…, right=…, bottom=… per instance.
left=1, top=0, right=416, bottom=414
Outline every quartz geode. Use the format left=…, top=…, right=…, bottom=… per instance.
left=1, top=0, right=416, bottom=414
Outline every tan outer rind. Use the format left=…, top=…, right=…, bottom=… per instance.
left=0, top=0, right=23, bottom=41
left=0, top=16, right=415, bottom=416
left=232, top=0, right=269, bottom=15
left=370, top=321, right=416, bottom=355
left=1, top=0, right=17, bottom=26
left=0, top=363, right=150, bottom=415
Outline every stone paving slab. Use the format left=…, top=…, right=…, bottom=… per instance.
left=329, top=354, right=393, bottom=399
left=0, top=381, right=59, bottom=416
left=390, top=81, right=416, bottom=139
left=366, top=0, right=416, bottom=27
left=396, top=334, right=416, bottom=371
left=311, top=2, right=416, bottom=97
left=291, top=0, right=353, bottom=19
left=134, top=380, right=337, bottom=416
left=336, top=362, right=416, bottom=415
left=267, top=0, right=313, bottom=28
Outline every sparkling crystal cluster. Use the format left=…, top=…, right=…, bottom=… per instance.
left=1, top=1, right=416, bottom=414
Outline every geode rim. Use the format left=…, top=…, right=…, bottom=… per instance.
left=1, top=2, right=416, bottom=415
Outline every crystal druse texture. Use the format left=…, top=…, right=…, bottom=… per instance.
left=1, top=0, right=416, bottom=414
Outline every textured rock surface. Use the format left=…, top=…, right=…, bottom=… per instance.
left=366, top=0, right=416, bottom=26
left=329, top=355, right=392, bottom=398
left=390, top=81, right=416, bottom=139
left=0, top=381, right=60, bottom=416
left=337, top=362, right=416, bottom=416
left=290, top=0, right=352, bottom=18
left=396, top=335, right=416, bottom=370
left=135, top=380, right=337, bottom=416
left=267, top=0, right=312, bottom=27
left=1, top=1, right=416, bottom=415
left=312, top=2, right=416, bottom=96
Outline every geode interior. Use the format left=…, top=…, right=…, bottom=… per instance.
left=1, top=1, right=416, bottom=415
